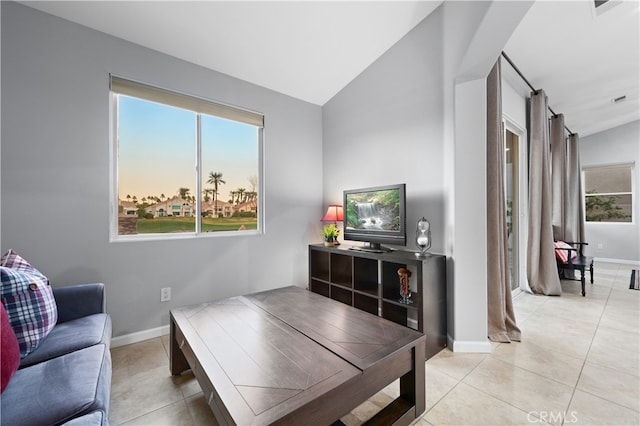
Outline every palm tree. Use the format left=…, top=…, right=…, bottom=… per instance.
left=178, top=187, right=190, bottom=200
left=203, top=188, right=213, bottom=202
left=126, top=194, right=131, bottom=202
left=237, top=188, right=246, bottom=204
left=229, top=191, right=237, bottom=204
left=207, top=172, right=226, bottom=217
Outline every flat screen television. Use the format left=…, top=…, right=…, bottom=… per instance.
left=343, top=183, right=406, bottom=252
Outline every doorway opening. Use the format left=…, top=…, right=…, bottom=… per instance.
left=504, top=119, right=528, bottom=294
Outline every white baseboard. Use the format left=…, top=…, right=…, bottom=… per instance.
left=111, top=325, right=169, bottom=348
left=594, top=257, right=640, bottom=266
left=447, top=335, right=492, bottom=353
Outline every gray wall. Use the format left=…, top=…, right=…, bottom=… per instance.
left=580, top=120, right=640, bottom=263
left=322, top=1, right=532, bottom=351
left=1, top=2, right=323, bottom=338
left=2, top=1, right=551, bottom=350
left=322, top=6, right=444, bottom=253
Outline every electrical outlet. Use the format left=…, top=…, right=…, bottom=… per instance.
left=160, top=287, right=171, bottom=302
left=597, top=243, right=604, bottom=249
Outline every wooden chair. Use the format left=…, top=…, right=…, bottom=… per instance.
left=555, top=242, right=594, bottom=296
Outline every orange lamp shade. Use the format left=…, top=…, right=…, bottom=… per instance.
left=321, top=205, right=344, bottom=222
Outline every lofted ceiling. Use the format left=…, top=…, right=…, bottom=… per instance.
left=20, top=0, right=442, bottom=106
left=20, top=0, right=640, bottom=137
left=504, top=0, right=640, bottom=137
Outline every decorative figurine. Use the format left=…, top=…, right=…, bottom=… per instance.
left=397, top=267, right=412, bottom=304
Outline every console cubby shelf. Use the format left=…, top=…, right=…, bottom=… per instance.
left=308, top=243, right=447, bottom=359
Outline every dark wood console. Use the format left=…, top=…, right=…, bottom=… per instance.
left=308, top=244, right=447, bottom=359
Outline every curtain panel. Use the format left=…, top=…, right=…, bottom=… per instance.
left=565, top=133, right=585, bottom=243
left=551, top=117, right=585, bottom=243
left=527, top=90, right=562, bottom=296
left=486, top=59, right=521, bottom=342
left=551, top=114, right=568, bottom=241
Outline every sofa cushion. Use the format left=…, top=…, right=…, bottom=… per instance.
left=20, top=313, right=112, bottom=368
left=0, top=343, right=111, bottom=425
left=62, top=410, right=107, bottom=426
left=0, top=249, right=58, bottom=358
left=1, top=302, right=20, bottom=393
left=54, top=283, right=106, bottom=323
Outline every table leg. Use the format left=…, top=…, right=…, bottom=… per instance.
left=399, top=342, right=426, bottom=417
left=169, top=316, right=190, bottom=375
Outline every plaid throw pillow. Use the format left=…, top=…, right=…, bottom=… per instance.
left=0, top=250, right=57, bottom=358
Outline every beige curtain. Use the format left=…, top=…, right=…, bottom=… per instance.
left=486, top=59, right=521, bottom=342
left=551, top=114, right=567, bottom=241
left=527, top=90, right=562, bottom=296
left=565, top=133, right=585, bottom=242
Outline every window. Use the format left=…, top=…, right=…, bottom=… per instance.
left=584, top=164, right=634, bottom=223
left=110, top=76, right=264, bottom=239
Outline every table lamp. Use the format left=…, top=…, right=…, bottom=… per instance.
left=321, top=204, right=344, bottom=245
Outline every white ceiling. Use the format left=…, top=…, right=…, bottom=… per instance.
left=504, top=0, right=640, bottom=136
left=20, top=0, right=640, bottom=137
left=20, top=0, right=441, bottom=106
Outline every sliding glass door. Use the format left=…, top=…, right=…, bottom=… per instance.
left=504, top=120, right=527, bottom=293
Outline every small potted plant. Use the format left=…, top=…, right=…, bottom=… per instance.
left=323, top=223, right=340, bottom=247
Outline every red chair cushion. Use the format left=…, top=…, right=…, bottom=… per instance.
left=554, top=241, right=576, bottom=263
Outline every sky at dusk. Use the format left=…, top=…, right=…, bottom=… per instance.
left=118, top=95, right=259, bottom=203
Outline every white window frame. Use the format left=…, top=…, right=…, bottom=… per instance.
left=109, top=75, right=265, bottom=242
left=583, top=163, right=635, bottom=224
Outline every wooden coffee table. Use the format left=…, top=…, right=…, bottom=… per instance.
left=170, top=286, right=425, bottom=425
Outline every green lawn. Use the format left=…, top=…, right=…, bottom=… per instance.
left=136, top=217, right=257, bottom=234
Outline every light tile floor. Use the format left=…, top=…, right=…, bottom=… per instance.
left=109, top=261, right=639, bottom=425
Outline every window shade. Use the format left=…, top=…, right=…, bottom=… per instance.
left=110, top=75, right=264, bottom=128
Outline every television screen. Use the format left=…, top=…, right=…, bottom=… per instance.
left=345, top=189, right=401, bottom=231
left=343, top=184, right=406, bottom=251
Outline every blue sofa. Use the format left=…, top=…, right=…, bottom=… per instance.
left=1, top=283, right=112, bottom=425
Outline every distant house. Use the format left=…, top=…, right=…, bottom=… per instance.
left=145, top=196, right=194, bottom=218
left=201, top=200, right=233, bottom=218
left=118, top=200, right=137, bottom=216
left=235, top=200, right=257, bottom=215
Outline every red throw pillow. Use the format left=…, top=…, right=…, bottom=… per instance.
left=554, top=241, right=576, bottom=263
left=1, top=301, right=20, bottom=393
